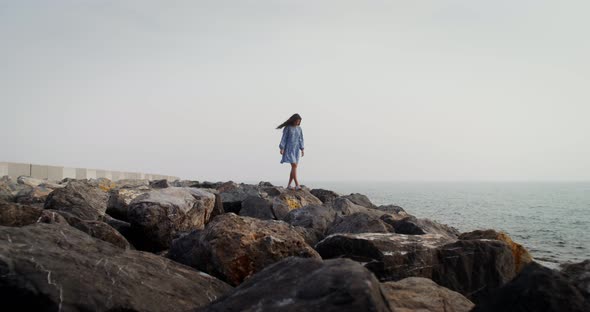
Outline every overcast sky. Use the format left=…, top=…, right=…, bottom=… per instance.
left=1, top=1, right=588, bottom=182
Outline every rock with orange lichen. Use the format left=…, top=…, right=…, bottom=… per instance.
left=168, top=213, right=321, bottom=286
left=271, top=188, right=322, bottom=219
left=459, top=229, right=533, bottom=273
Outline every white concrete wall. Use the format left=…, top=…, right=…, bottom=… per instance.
left=0, top=162, right=179, bottom=181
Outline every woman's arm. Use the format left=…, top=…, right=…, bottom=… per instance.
left=299, top=128, right=304, bottom=150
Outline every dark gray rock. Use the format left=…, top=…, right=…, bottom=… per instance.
left=14, top=185, right=55, bottom=207
left=0, top=201, right=43, bottom=226
left=310, top=188, right=340, bottom=204
left=393, top=216, right=459, bottom=240
left=219, top=182, right=261, bottom=214
left=169, top=213, right=320, bottom=286
left=258, top=181, right=274, bottom=187
left=459, top=229, right=533, bottom=273
left=103, top=214, right=132, bottom=237
left=0, top=223, right=232, bottom=312
left=44, top=180, right=109, bottom=220
left=433, top=239, right=516, bottom=303
left=381, top=277, right=474, bottom=312
left=561, top=260, right=590, bottom=301
left=150, top=179, right=170, bottom=188
left=283, top=204, right=337, bottom=243
left=341, top=193, right=377, bottom=208
left=54, top=211, right=131, bottom=249
left=316, top=232, right=454, bottom=282
left=472, top=262, right=590, bottom=312
left=376, top=204, right=406, bottom=215
left=327, top=212, right=395, bottom=235
left=270, top=189, right=323, bottom=220
left=239, top=196, right=275, bottom=220
left=199, top=257, right=391, bottom=312
left=127, top=187, right=216, bottom=252
left=107, top=187, right=150, bottom=221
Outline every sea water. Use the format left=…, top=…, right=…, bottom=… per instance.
left=300, top=181, right=590, bottom=268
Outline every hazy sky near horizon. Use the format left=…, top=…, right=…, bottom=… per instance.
left=1, top=1, right=589, bottom=182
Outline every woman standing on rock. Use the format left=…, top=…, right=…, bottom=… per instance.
left=277, top=113, right=305, bottom=190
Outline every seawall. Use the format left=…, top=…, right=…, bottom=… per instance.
left=0, top=161, right=178, bottom=181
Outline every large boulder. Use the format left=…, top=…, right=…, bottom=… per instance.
left=392, top=216, right=459, bottom=240
left=0, top=201, right=44, bottom=226
left=0, top=201, right=131, bottom=248
left=116, top=179, right=150, bottom=189
left=271, top=189, right=323, bottom=220
left=327, top=212, right=395, bottom=235
left=328, top=197, right=400, bottom=222
left=310, top=188, right=340, bottom=204
left=472, top=262, right=590, bottom=312
left=459, top=229, right=533, bottom=273
left=107, top=187, right=150, bottom=221
left=0, top=181, right=14, bottom=202
left=341, top=193, right=377, bottom=208
left=17, top=176, right=61, bottom=188
left=0, top=223, right=232, bottom=312
left=86, top=177, right=117, bottom=192
left=283, top=204, right=337, bottom=243
left=219, top=182, right=261, bottom=214
left=52, top=211, right=131, bottom=249
left=432, top=239, right=516, bottom=303
left=381, top=277, right=474, bottom=312
left=15, top=185, right=55, bottom=207
left=316, top=232, right=454, bottom=281
left=149, top=179, right=170, bottom=188
left=44, top=180, right=109, bottom=220
left=376, top=204, right=407, bottom=215
left=199, top=257, right=391, bottom=312
left=169, top=213, right=320, bottom=286
left=239, top=196, right=275, bottom=220
left=127, top=187, right=216, bottom=251
left=561, top=260, right=590, bottom=301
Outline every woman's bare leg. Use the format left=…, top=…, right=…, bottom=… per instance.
left=292, top=163, right=300, bottom=187
left=288, top=163, right=295, bottom=187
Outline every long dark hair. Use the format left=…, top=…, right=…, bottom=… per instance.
left=276, top=113, right=302, bottom=129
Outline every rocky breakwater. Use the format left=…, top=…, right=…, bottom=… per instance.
left=0, top=176, right=588, bottom=312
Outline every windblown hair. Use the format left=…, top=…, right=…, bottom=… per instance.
left=276, top=113, right=302, bottom=129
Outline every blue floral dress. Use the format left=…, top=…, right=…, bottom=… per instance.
left=279, top=126, right=304, bottom=164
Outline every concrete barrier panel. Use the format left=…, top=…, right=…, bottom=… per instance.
left=86, top=169, right=97, bottom=179
left=0, top=162, right=8, bottom=177
left=76, top=168, right=87, bottom=179
left=1, top=162, right=179, bottom=181
left=63, top=167, right=76, bottom=179
left=31, top=165, right=49, bottom=180
left=47, top=166, right=64, bottom=181
left=8, top=163, right=31, bottom=179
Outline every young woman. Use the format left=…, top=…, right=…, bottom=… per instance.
left=277, top=113, right=305, bottom=190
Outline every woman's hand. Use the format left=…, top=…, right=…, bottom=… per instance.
left=301, top=149, right=305, bottom=157
left=280, top=149, right=284, bottom=155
